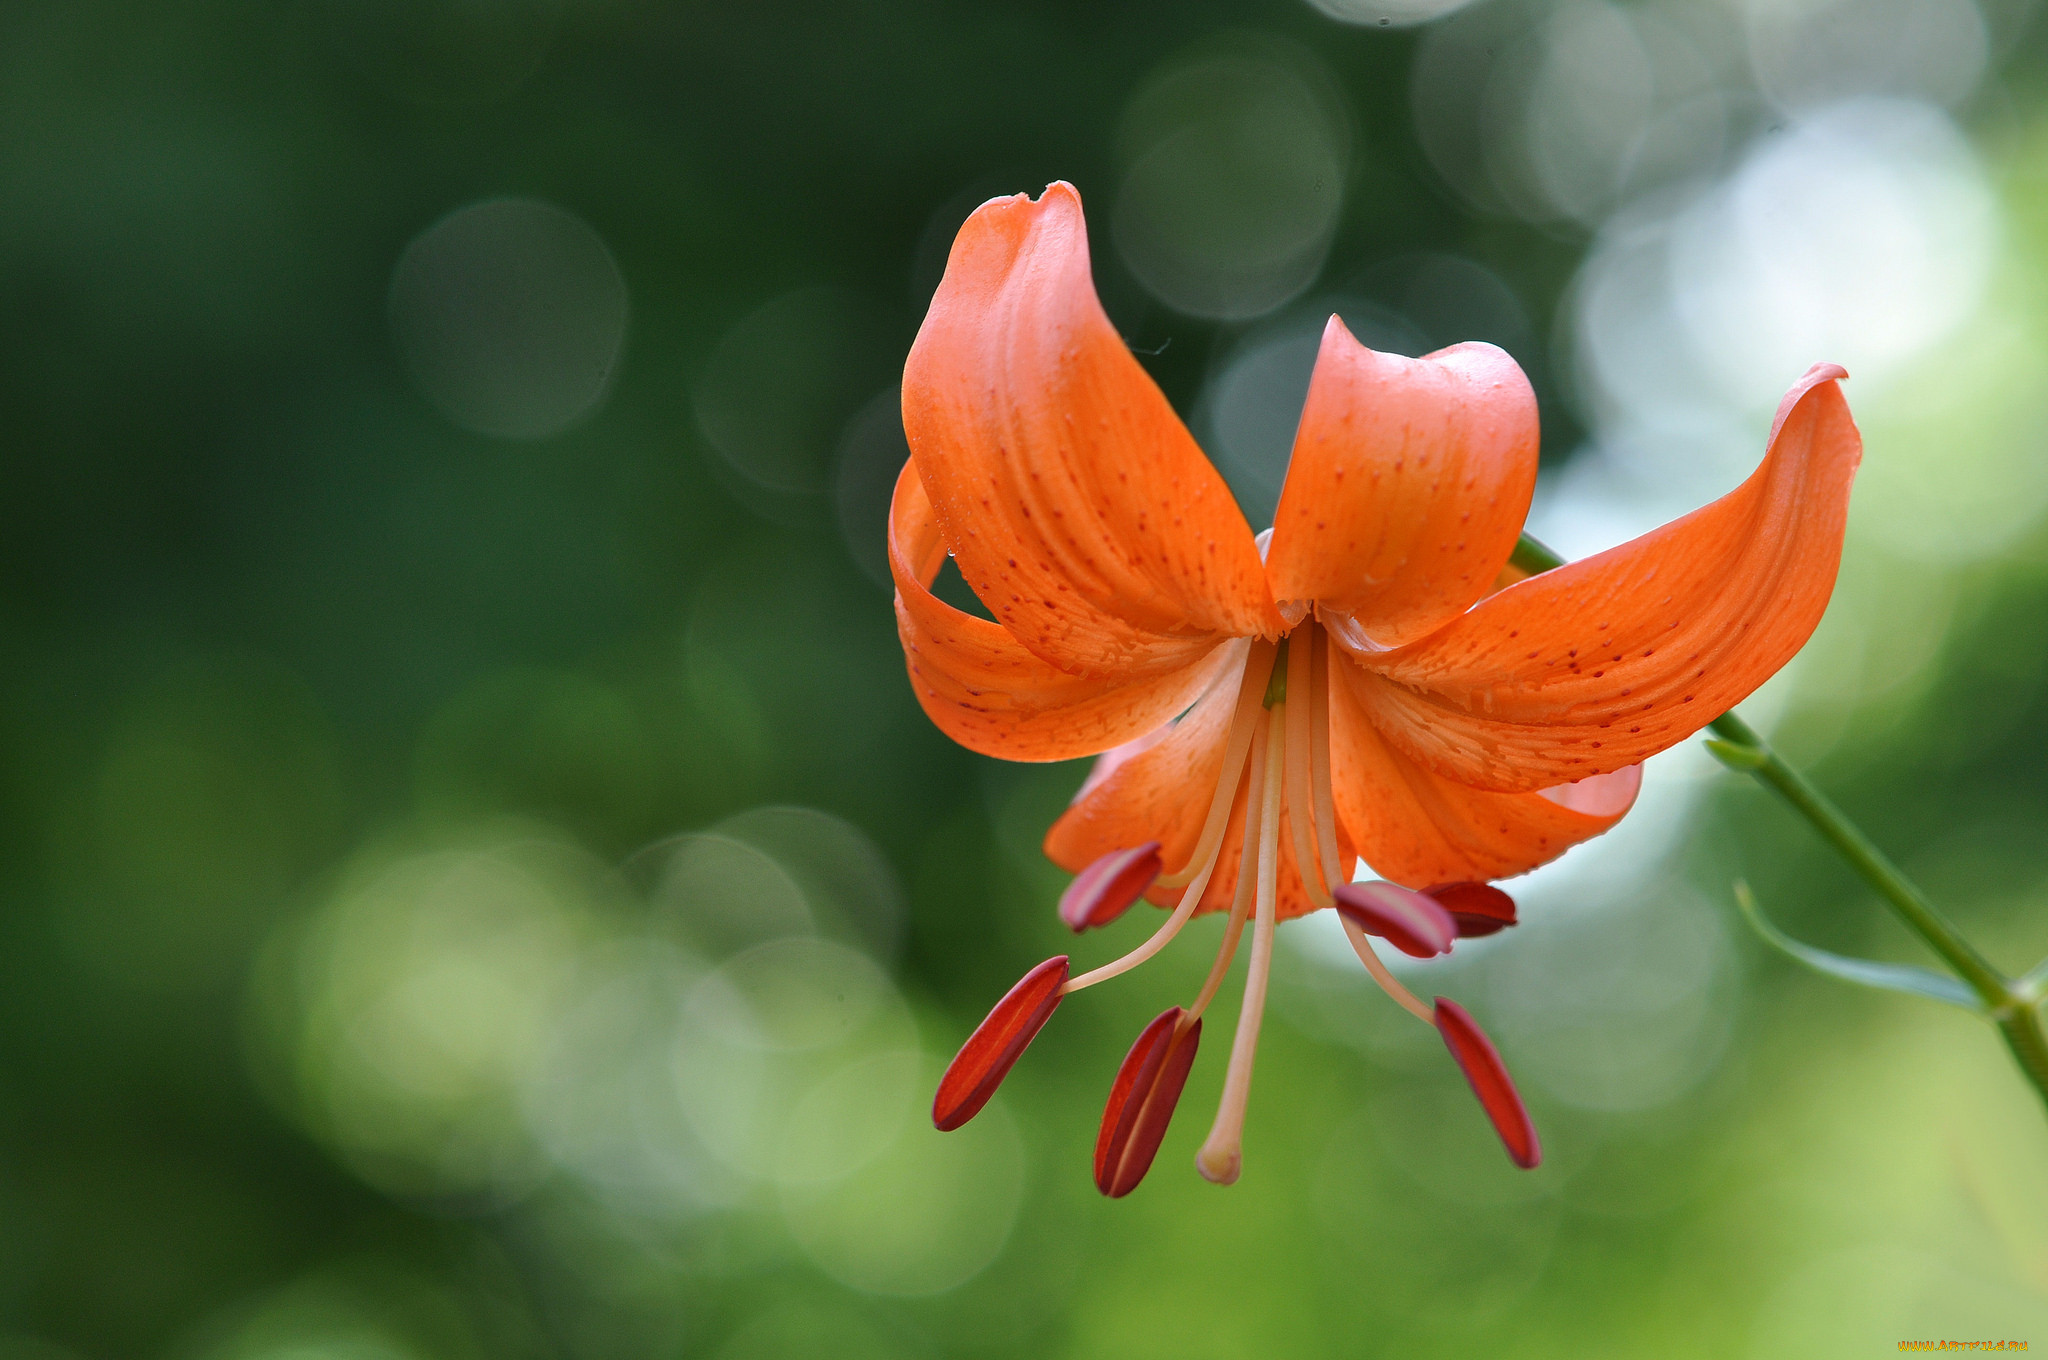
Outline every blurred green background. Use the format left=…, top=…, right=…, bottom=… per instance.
left=4, top=0, right=2048, bottom=1356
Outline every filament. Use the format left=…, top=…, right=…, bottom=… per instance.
left=1063, top=721, right=1250, bottom=995
left=1184, top=716, right=1269, bottom=1024
left=1197, top=699, right=1286, bottom=1185
left=1157, top=640, right=1278, bottom=890
left=1309, top=623, right=1345, bottom=893
left=1340, top=911, right=1435, bottom=1025
left=1283, top=626, right=1333, bottom=909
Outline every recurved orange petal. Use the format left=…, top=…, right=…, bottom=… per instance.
left=1346, top=363, right=1860, bottom=792
left=902, top=182, right=1282, bottom=678
left=1326, top=658, right=1639, bottom=885
left=1265, top=321, right=1538, bottom=646
left=892, top=461, right=1237, bottom=761
left=1041, top=648, right=1240, bottom=880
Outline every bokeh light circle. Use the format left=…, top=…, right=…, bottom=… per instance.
left=1112, top=48, right=1351, bottom=320
left=1195, top=300, right=1426, bottom=525
left=779, top=1078, right=1026, bottom=1296
left=693, top=287, right=887, bottom=494
left=713, top=803, right=907, bottom=960
left=1745, top=0, right=1988, bottom=112
left=1670, top=97, right=1997, bottom=405
left=650, top=832, right=814, bottom=958
left=672, top=937, right=916, bottom=1180
left=283, top=836, right=605, bottom=1198
left=1488, top=887, right=1737, bottom=1111
left=389, top=198, right=629, bottom=440
left=1306, top=0, right=1484, bottom=25
left=1413, top=0, right=1746, bottom=224
left=831, top=388, right=911, bottom=592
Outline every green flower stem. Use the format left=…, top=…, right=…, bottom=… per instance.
left=1704, top=712, right=2005, bottom=1000
left=1707, top=710, right=2048, bottom=1113
left=1513, top=532, right=2048, bottom=1113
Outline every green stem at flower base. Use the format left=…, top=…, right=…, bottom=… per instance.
left=1512, top=532, right=2048, bottom=1117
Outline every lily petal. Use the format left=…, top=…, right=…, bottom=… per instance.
left=892, top=461, right=1236, bottom=760
left=1046, top=698, right=1340, bottom=923
left=1266, top=322, right=1538, bottom=647
left=1041, top=648, right=1240, bottom=881
left=1343, top=364, right=1860, bottom=792
left=902, top=182, right=1283, bottom=678
left=1327, top=657, right=1639, bottom=884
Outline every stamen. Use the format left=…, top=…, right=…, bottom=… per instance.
left=1425, top=882, right=1519, bottom=938
left=1061, top=714, right=1265, bottom=995
left=1196, top=702, right=1285, bottom=1185
left=1284, top=626, right=1333, bottom=909
left=1059, top=842, right=1163, bottom=932
left=1434, top=997, right=1542, bottom=1169
left=1308, top=623, right=1346, bottom=891
left=1094, top=1005, right=1203, bottom=1197
left=932, top=955, right=1069, bottom=1131
left=1334, top=881, right=1457, bottom=958
left=1338, top=912, right=1436, bottom=1026
left=1156, top=640, right=1278, bottom=890
left=1184, top=736, right=1267, bottom=1023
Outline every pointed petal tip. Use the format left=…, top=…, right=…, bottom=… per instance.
left=970, top=179, right=1081, bottom=221
left=1334, top=881, right=1458, bottom=957
left=933, top=955, right=1069, bottom=1132
left=1422, top=882, right=1518, bottom=939
left=1060, top=842, right=1164, bottom=932
left=1094, top=1006, right=1202, bottom=1197
left=1434, top=997, right=1541, bottom=1170
left=1766, top=361, right=1857, bottom=459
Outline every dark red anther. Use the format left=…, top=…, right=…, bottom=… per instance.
left=1333, top=881, right=1458, bottom=958
left=1094, top=1006, right=1202, bottom=1197
left=933, top=956, right=1069, bottom=1132
left=1433, top=997, right=1541, bottom=1170
left=1423, top=882, right=1518, bottom=938
left=1059, top=842, right=1164, bottom=932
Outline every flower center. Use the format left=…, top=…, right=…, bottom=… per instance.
left=1054, top=620, right=1436, bottom=1183
left=933, top=619, right=1547, bottom=1187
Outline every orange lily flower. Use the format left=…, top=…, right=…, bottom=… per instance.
left=895, top=183, right=1861, bottom=1192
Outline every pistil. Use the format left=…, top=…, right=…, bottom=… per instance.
left=1308, top=624, right=1345, bottom=889
left=1284, top=625, right=1334, bottom=909
left=1182, top=718, right=1269, bottom=1023
left=1196, top=698, right=1286, bottom=1184
left=1340, top=909, right=1436, bottom=1025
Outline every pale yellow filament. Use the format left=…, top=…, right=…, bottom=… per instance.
left=1183, top=719, right=1268, bottom=1024
left=1308, top=624, right=1346, bottom=893
left=1197, top=701, right=1285, bottom=1185
left=1339, top=911, right=1435, bottom=1025
left=1283, top=626, right=1333, bottom=909
left=1062, top=717, right=1257, bottom=996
